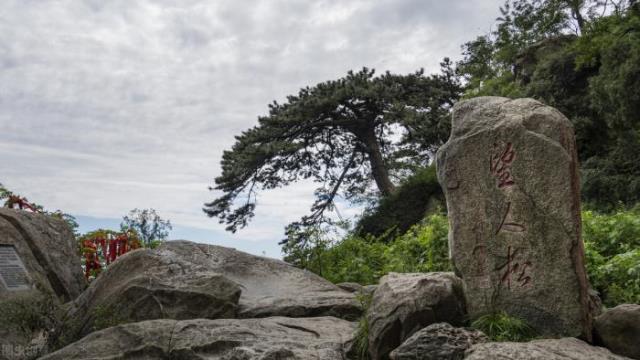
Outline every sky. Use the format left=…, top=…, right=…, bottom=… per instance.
left=0, top=0, right=504, bottom=259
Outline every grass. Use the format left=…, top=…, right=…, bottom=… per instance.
left=352, top=292, right=373, bottom=359
left=470, top=310, right=536, bottom=342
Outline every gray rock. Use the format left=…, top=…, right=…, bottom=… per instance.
left=0, top=208, right=85, bottom=301
left=465, top=337, right=632, bottom=360
left=337, top=283, right=377, bottom=297
left=69, top=247, right=241, bottom=337
left=367, top=272, right=466, bottom=360
left=41, top=316, right=357, bottom=360
left=594, top=304, right=640, bottom=359
left=0, top=209, right=86, bottom=359
left=337, top=282, right=364, bottom=293
left=159, top=240, right=362, bottom=320
left=436, top=97, right=593, bottom=339
left=363, top=284, right=378, bottom=296
left=389, top=323, right=487, bottom=360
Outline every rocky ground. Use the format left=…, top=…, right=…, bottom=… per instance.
left=0, top=205, right=638, bottom=359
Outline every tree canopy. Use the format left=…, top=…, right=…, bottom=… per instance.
left=204, top=63, right=461, bottom=244
left=121, top=208, right=172, bottom=248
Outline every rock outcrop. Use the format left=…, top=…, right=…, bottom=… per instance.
left=389, top=322, right=487, bottom=360
left=0, top=208, right=85, bottom=301
left=367, top=272, right=466, bottom=359
left=41, top=316, right=357, bottom=360
left=594, top=304, right=640, bottom=359
left=158, top=240, right=361, bottom=320
left=68, top=247, right=242, bottom=336
left=436, top=97, right=592, bottom=339
left=465, top=337, right=631, bottom=360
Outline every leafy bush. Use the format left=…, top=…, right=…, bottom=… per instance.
left=355, top=166, right=444, bottom=240
left=471, top=311, right=536, bottom=342
left=583, top=207, right=640, bottom=307
left=297, top=212, right=450, bottom=285
left=0, top=290, right=81, bottom=358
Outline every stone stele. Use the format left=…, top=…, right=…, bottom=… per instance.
left=436, top=97, right=592, bottom=339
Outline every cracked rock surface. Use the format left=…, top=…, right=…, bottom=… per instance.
left=40, top=316, right=357, bottom=360
left=465, top=337, right=632, bottom=360
left=67, top=240, right=361, bottom=338
left=68, top=245, right=242, bottom=337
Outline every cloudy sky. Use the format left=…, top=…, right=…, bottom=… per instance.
left=0, top=0, right=504, bottom=258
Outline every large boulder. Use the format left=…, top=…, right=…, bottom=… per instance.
left=158, top=240, right=362, bottom=320
left=41, top=316, right=357, bottom=359
left=465, top=337, right=631, bottom=360
left=68, top=247, right=241, bottom=337
left=0, top=208, right=85, bottom=301
left=436, top=97, right=593, bottom=339
left=594, top=304, right=640, bottom=359
left=389, top=322, right=487, bottom=360
left=0, top=209, right=86, bottom=359
left=367, top=272, right=466, bottom=360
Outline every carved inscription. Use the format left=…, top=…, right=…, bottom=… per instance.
left=496, top=246, right=532, bottom=289
left=496, top=202, right=526, bottom=234
left=0, top=245, right=30, bottom=291
left=490, top=142, right=515, bottom=188
left=490, top=140, right=533, bottom=289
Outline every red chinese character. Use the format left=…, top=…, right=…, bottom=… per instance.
left=491, top=142, right=515, bottom=188
left=497, top=246, right=532, bottom=289
left=496, top=202, right=525, bottom=234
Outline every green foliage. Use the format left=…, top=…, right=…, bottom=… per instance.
left=205, top=65, right=461, bottom=250
left=0, top=290, right=81, bottom=357
left=471, top=311, right=536, bottom=342
left=121, top=208, right=172, bottom=247
left=352, top=292, right=373, bottom=360
left=583, top=207, right=640, bottom=306
left=355, top=165, right=444, bottom=239
left=0, top=293, right=59, bottom=341
left=288, top=213, right=450, bottom=285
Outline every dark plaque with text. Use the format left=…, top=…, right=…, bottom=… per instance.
left=0, top=245, right=30, bottom=291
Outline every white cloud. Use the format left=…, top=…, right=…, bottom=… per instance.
left=0, top=0, right=504, bottom=251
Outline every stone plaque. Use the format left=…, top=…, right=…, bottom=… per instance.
left=436, top=97, right=592, bottom=339
left=0, top=244, right=30, bottom=291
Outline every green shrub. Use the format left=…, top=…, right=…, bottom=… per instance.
left=471, top=311, right=536, bottom=342
left=298, top=212, right=450, bottom=285
left=382, top=213, right=450, bottom=274
left=583, top=207, right=640, bottom=307
left=352, top=292, right=373, bottom=360
left=0, top=291, right=77, bottom=358
left=355, top=166, right=444, bottom=239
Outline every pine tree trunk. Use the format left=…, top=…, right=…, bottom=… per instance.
left=362, top=128, right=395, bottom=196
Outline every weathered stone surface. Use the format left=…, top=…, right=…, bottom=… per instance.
left=41, top=316, right=357, bottom=360
left=364, top=284, right=378, bottom=296
left=465, top=338, right=632, bottom=360
left=69, top=247, right=241, bottom=337
left=367, top=272, right=466, bottom=360
left=0, top=208, right=85, bottom=301
left=436, top=97, right=592, bottom=339
left=389, top=322, right=487, bottom=360
left=159, top=240, right=362, bottom=320
left=594, top=304, right=640, bottom=359
left=337, top=282, right=364, bottom=293
left=337, top=282, right=377, bottom=297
